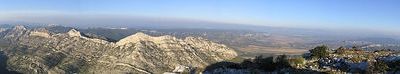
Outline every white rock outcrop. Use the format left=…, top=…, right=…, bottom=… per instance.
left=1, top=25, right=238, bottom=74
left=67, top=29, right=83, bottom=37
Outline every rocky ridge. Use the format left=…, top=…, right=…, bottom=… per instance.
left=0, top=25, right=237, bottom=74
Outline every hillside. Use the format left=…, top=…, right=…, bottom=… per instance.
left=205, top=45, right=400, bottom=74
left=0, top=25, right=237, bottom=74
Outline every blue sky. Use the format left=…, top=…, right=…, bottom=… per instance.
left=0, top=0, right=399, bottom=32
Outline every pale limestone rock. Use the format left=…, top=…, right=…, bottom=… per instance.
left=1, top=26, right=238, bottom=74
left=0, top=28, right=5, bottom=33
left=66, top=29, right=110, bottom=44
left=14, top=25, right=27, bottom=30
left=30, top=31, right=51, bottom=38
left=29, top=28, right=52, bottom=38
left=67, top=29, right=82, bottom=37
left=116, top=32, right=178, bottom=45
left=3, top=25, right=28, bottom=39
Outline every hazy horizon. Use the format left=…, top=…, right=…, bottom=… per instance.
left=0, top=0, right=399, bottom=33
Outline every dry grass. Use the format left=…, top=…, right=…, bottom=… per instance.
left=240, top=45, right=307, bottom=55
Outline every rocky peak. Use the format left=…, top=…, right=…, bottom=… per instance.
left=7, top=25, right=27, bottom=33
left=115, top=32, right=182, bottom=46
left=13, top=25, right=27, bottom=31
left=29, top=28, right=51, bottom=38
left=116, top=32, right=154, bottom=45
left=0, top=28, right=5, bottom=33
left=66, top=29, right=111, bottom=44
left=3, top=25, right=28, bottom=39
left=67, top=29, right=83, bottom=37
left=130, top=32, right=151, bottom=38
left=0, top=26, right=238, bottom=74
left=33, top=28, right=50, bottom=33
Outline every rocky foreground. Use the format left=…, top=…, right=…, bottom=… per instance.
left=204, top=45, right=400, bottom=74
left=0, top=25, right=237, bottom=74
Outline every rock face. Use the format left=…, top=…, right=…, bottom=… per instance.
left=0, top=25, right=237, bottom=74
left=67, top=29, right=83, bottom=37
left=0, top=28, right=5, bottom=33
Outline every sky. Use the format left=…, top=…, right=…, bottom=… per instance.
left=0, top=0, right=399, bottom=33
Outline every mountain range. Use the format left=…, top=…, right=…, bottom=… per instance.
left=0, top=25, right=237, bottom=74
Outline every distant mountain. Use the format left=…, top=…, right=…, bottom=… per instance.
left=0, top=25, right=237, bottom=74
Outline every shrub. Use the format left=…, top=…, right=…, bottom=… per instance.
left=309, top=45, right=329, bottom=58
left=275, top=55, right=290, bottom=69
left=288, top=57, right=305, bottom=68
left=368, top=61, right=389, bottom=73
left=253, top=55, right=276, bottom=71
left=350, top=56, right=363, bottom=63
left=335, top=46, right=346, bottom=54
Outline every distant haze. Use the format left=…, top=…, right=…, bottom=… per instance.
left=0, top=0, right=399, bottom=33
left=0, top=13, right=244, bottom=29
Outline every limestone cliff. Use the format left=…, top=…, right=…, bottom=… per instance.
left=0, top=25, right=237, bottom=74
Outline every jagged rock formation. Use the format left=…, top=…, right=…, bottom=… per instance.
left=67, top=29, right=83, bottom=37
left=0, top=28, right=5, bottom=33
left=0, top=25, right=237, bottom=74
left=29, top=28, right=52, bottom=38
left=3, top=25, right=28, bottom=40
left=0, top=28, right=7, bottom=37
